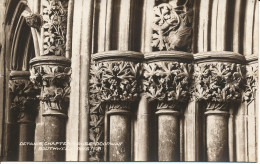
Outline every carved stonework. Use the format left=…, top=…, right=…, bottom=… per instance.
left=22, top=11, right=43, bottom=29
left=152, top=0, right=193, bottom=52
left=89, top=51, right=143, bottom=161
left=194, top=62, right=245, bottom=111
left=9, top=71, right=40, bottom=122
left=89, top=60, right=104, bottom=161
left=244, top=63, right=258, bottom=102
left=142, top=52, right=193, bottom=110
left=42, top=0, right=68, bottom=56
left=30, top=56, right=71, bottom=116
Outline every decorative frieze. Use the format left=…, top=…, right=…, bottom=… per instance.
left=42, top=0, right=68, bottom=56
left=9, top=71, right=40, bottom=122
left=30, top=56, right=71, bottom=116
left=152, top=0, right=193, bottom=52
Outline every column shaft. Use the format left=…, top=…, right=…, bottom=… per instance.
left=18, top=121, right=34, bottom=161
left=157, top=110, right=180, bottom=161
left=43, top=116, right=66, bottom=161
left=109, top=112, right=131, bottom=161
left=205, top=111, right=229, bottom=162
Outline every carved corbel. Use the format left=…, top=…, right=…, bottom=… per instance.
left=193, top=51, right=246, bottom=162
left=22, top=11, right=43, bottom=30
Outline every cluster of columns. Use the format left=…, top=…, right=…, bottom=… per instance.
left=90, top=50, right=249, bottom=162
left=5, top=0, right=258, bottom=162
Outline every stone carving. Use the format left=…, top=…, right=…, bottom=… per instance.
left=152, top=0, right=193, bottom=52
left=9, top=79, right=40, bottom=121
left=244, top=63, right=258, bottom=102
left=89, top=58, right=141, bottom=161
left=42, top=0, right=68, bottom=56
left=22, top=11, right=43, bottom=29
left=142, top=62, right=192, bottom=110
left=96, top=61, right=140, bottom=107
left=89, top=61, right=104, bottom=161
left=30, top=65, right=71, bottom=114
left=194, top=63, right=245, bottom=111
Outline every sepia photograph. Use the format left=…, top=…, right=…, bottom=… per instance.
left=0, top=0, right=258, bottom=162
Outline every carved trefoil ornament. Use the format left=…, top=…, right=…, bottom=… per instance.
left=152, top=0, right=193, bottom=52
left=42, top=0, right=68, bottom=56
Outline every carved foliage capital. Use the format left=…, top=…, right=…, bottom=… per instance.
left=30, top=64, right=71, bottom=113
left=91, top=60, right=140, bottom=104
left=9, top=78, right=40, bottom=121
left=42, top=0, right=68, bottom=56
left=194, top=62, right=245, bottom=103
left=142, top=61, right=192, bottom=110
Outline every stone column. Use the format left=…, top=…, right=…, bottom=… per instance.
left=9, top=71, right=39, bottom=161
left=30, top=56, right=71, bottom=161
left=92, top=51, right=143, bottom=161
left=193, top=52, right=246, bottom=162
left=25, top=0, right=70, bottom=161
left=142, top=52, right=193, bottom=161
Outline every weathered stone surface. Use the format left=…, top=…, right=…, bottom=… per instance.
left=157, top=111, right=180, bottom=161
left=206, top=111, right=229, bottom=162
left=43, top=116, right=66, bottom=161
left=18, top=122, right=35, bottom=161
left=109, top=114, right=131, bottom=161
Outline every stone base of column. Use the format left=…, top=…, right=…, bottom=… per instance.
left=205, top=110, right=229, bottom=162
left=156, top=109, right=180, bottom=161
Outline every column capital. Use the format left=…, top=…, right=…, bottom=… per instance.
left=29, top=56, right=71, bottom=117
left=142, top=51, right=193, bottom=111
left=92, top=51, right=143, bottom=111
left=193, top=51, right=246, bottom=112
left=9, top=71, right=40, bottom=122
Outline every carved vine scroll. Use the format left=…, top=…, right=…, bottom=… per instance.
left=42, top=0, right=68, bottom=56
